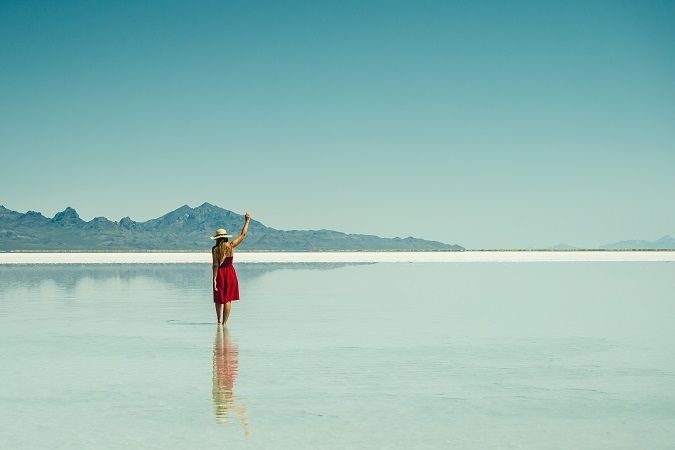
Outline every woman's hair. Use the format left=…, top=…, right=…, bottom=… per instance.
left=214, top=237, right=229, bottom=266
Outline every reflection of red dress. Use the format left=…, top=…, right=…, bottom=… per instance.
left=213, top=256, right=240, bottom=303
left=213, top=328, right=243, bottom=427
left=214, top=332, right=239, bottom=390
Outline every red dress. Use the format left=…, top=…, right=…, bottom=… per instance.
left=213, top=256, right=240, bottom=303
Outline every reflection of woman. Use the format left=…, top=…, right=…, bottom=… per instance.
left=212, top=326, right=250, bottom=436
left=211, top=212, right=250, bottom=325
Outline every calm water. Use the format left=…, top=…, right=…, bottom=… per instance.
left=1, top=262, right=674, bottom=449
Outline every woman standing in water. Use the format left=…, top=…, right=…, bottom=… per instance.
left=211, top=212, right=250, bottom=325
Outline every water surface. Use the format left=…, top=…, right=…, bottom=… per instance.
left=1, top=262, right=674, bottom=449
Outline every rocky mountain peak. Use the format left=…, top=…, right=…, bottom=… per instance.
left=119, top=216, right=137, bottom=229
left=52, top=207, right=84, bottom=227
left=0, top=205, right=20, bottom=218
left=24, top=211, right=46, bottom=218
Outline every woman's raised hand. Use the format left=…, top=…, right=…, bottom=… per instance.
left=245, top=212, right=251, bottom=221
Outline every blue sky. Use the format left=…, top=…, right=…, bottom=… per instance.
left=1, top=0, right=673, bottom=248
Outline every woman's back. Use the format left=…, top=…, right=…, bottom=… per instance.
left=213, top=241, right=233, bottom=268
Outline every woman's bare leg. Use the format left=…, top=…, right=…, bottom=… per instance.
left=215, top=303, right=224, bottom=324
left=224, top=302, right=232, bottom=325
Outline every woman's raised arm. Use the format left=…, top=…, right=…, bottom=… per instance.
left=231, top=212, right=251, bottom=248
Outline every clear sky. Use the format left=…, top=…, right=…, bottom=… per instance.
left=1, top=0, right=673, bottom=248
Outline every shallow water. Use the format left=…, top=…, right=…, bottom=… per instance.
left=1, top=262, right=674, bottom=449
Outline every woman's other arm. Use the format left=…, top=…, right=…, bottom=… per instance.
left=212, top=247, right=219, bottom=291
left=231, top=212, right=251, bottom=248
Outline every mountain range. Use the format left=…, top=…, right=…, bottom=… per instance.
left=547, top=236, right=675, bottom=250
left=0, top=203, right=463, bottom=251
left=599, top=235, right=675, bottom=250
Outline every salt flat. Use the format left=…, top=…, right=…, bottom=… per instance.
left=1, top=250, right=674, bottom=264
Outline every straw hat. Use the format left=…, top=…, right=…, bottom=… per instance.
left=210, top=228, right=232, bottom=240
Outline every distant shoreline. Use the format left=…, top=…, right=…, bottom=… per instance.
left=2, top=250, right=674, bottom=264
left=2, top=248, right=674, bottom=253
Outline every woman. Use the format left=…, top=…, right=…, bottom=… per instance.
left=211, top=212, right=250, bottom=325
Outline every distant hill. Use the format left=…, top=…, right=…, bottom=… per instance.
left=0, top=203, right=464, bottom=251
left=599, top=235, right=675, bottom=250
left=547, top=243, right=578, bottom=250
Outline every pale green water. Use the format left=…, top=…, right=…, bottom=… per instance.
left=1, top=262, right=674, bottom=449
